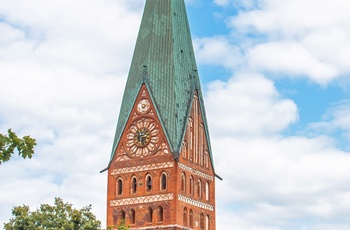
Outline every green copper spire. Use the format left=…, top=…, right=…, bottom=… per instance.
left=106, top=0, right=215, bottom=171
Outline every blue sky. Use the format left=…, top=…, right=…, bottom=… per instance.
left=1, top=0, right=350, bottom=229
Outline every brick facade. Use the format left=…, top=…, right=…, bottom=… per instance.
left=106, top=85, right=216, bottom=230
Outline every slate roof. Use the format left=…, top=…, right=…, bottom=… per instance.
left=105, top=0, right=215, bottom=173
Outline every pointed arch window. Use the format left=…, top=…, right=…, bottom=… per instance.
left=182, top=141, right=187, bottom=159
left=206, top=181, right=210, bottom=201
left=146, top=174, right=152, bottom=191
left=158, top=206, right=163, bottom=222
left=200, top=213, right=205, bottom=230
left=189, top=176, right=194, bottom=195
left=183, top=207, right=188, bottom=226
left=131, top=176, right=137, bottom=194
left=161, top=172, right=167, bottom=190
left=181, top=172, right=186, bottom=192
left=206, top=215, right=210, bottom=230
left=113, top=209, right=118, bottom=225
left=147, top=207, right=153, bottom=223
left=189, top=209, right=193, bottom=228
left=130, top=209, right=136, bottom=224
left=197, top=179, right=202, bottom=198
left=117, top=178, right=123, bottom=195
left=121, top=210, right=126, bottom=220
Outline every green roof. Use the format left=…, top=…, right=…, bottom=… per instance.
left=106, top=0, right=215, bottom=172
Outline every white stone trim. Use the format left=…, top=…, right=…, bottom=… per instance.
left=178, top=163, right=214, bottom=181
left=111, top=161, right=174, bottom=176
left=178, top=194, right=214, bottom=211
left=110, top=193, right=174, bottom=206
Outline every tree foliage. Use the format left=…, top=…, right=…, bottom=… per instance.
left=4, top=197, right=101, bottom=230
left=107, top=219, right=129, bottom=230
left=0, top=129, right=36, bottom=164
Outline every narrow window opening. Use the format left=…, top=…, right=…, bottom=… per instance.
left=117, top=178, right=123, bottom=195
left=161, top=173, right=167, bottom=190
left=130, top=209, right=136, bottom=224
left=147, top=207, right=153, bottom=223
left=189, top=209, right=193, bottom=228
left=158, top=206, right=163, bottom=222
left=183, top=207, right=188, bottom=226
left=146, top=175, right=152, bottom=191
left=132, top=177, right=137, bottom=194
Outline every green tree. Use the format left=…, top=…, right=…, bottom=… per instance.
left=0, top=129, right=36, bottom=164
left=4, top=197, right=101, bottom=230
left=117, top=219, right=129, bottom=230
left=107, top=219, right=129, bottom=230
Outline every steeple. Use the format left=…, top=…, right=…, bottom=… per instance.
left=104, top=1, right=219, bottom=229
left=107, top=0, right=214, bottom=171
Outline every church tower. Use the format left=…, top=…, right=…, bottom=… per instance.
left=102, top=0, right=220, bottom=229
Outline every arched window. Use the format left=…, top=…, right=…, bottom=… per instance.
left=183, top=207, right=188, bottom=226
left=117, top=178, right=123, bottom=195
left=200, top=213, right=205, bottom=230
left=197, top=179, right=202, bottom=198
left=161, top=172, right=167, bottom=190
left=147, top=207, right=153, bottom=223
left=205, top=151, right=209, bottom=168
left=182, top=141, right=187, bottom=159
left=121, top=210, right=126, bottom=220
left=206, top=181, right=209, bottom=201
left=190, top=176, right=194, bottom=195
left=130, top=209, right=136, bottom=224
left=146, top=174, right=152, bottom=191
left=113, top=209, right=118, bottom=225
left=189, top=209, right=193, bottom=228
left=181, top=172, right=186, bottom=192
left=206, top=215, right=210, bottom=230
left=158, top=206, right=163, bottom=222
left=131, top=176, right=137, bottom=194
left=189, top=118, right=193, bottom=161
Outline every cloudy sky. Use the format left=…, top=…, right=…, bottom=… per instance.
left=1, top=0, right=350, bottom=229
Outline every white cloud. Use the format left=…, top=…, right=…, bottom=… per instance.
left=0, top=0, right=145, bottom=227
left=205, top=73, right=298, bottom=137
left=194, top=36, right=242, bottom=71
left=206, top=0, right=350, bottom=85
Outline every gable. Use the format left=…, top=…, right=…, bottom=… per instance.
left=110, top=84, right=172, bottom=164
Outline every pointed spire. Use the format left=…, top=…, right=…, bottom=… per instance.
left=107, top=0, right=214, bottom=171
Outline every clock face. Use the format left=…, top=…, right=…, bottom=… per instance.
left=137, top=99, right=150, bottom=113
left=134, top=127, right=150, bottom=147
left=125, top=118, right=160, bottom=157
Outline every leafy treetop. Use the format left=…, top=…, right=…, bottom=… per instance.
left=0, top=129, right=36, bottom=164
left=4, top=197, right=101, bottom=230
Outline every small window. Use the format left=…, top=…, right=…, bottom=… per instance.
left=189, top=209, right=193, bottom=228
left=183, top=207, right=188, bottom=226
left=146, top=175, right=152, bottom=191
left=117, top=178, right=123, bottom=195
left=113, top=209, right=118, bottom=225
left=206, top=181, right=209, bottom=201
left=200, top=213, right=205, bottom=230
left=197, top=179, right=202, bottom=198
left=206, top=215, right=210, bottom=230
left=130, top=209, right=136, bottom=224
left=121, top=210, right=126, bottom=220
left=189, top=176, right=194, bottom=195
left=158, top=206, right=163, bottom=222
left=147, top=207, right=153, bottom=223
left=181, top=173, right=186, bottom=192
left=161, top=173, right=167, bottom=190
left=131, top=177, right=137, bottom=194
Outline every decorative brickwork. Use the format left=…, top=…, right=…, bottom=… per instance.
left=178, top=163, right=214, bottom=181
left=178, top=194, right=214, bottom=211
left=111, top=162, right=174, bottom=176
left=110, top=193, right=174, bottom=206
